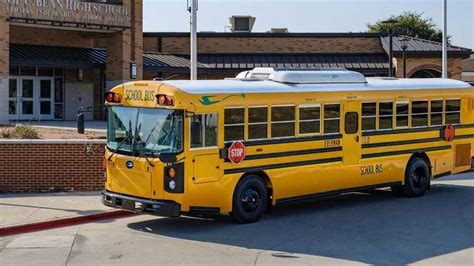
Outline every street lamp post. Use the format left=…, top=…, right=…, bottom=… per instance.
left=188, top=0, right=198, bottom=80
left=400, top=38, right=408, bottom=78
left=442, top=0, right=448, bottom=78
left=382, top=19, right=400, bottom=77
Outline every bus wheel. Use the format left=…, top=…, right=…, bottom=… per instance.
left=232, top=175, right=268, bottom=223
left=400, top=157, right=430, bottom=197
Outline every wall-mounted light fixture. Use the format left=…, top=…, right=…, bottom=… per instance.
left=130, top=63, right=137, bottom=79
left=77, top=68, right=84, bottom=81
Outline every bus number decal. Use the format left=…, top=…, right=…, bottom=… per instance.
left=360, top=164, right=383, bottom=176
left=324, top=139, right=341, bottom=148
left=362, top=136, right=370, bottom=144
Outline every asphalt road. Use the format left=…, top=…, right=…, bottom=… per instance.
left=1, top=173, right=473, bottom=265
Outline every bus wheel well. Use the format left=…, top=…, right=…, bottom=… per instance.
left=407, top=152, right=432, bottom=178
left=242, top=171, right=273, bottom=198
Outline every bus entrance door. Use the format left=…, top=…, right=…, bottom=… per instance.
left=342, top=101, right=361, bottom=166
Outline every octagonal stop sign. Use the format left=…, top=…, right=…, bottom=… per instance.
left=228, top=141, right=246, bottom=164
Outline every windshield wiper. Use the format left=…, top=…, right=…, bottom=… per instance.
left=140, top=149, right=155, bottom=168
left=108, top=120, right=133, bottom=161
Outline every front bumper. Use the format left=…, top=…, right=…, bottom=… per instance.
left=102, top=190, right=181, bottom=217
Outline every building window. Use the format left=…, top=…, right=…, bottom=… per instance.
left=430, top=100, right=443, bottom=126
left=445, top=99, right=461, bottom=124
left=224, top=108, right=245, bottom=142
left=396, top=102, right=409, bottom=128
left=324, top=104, right=340, bottom=134
left=271, top=105, right=295, bottom=138
left=362, top=102, right=376, bottom=131
left=378, top=102, right=393, bottom=130
left=191, top=113, right=218, bottom=148
left=411, top=100, right=429, bottom=127
left=299, top=105, right=321, bottom=135
left=248, top=106, right=268, bottom=140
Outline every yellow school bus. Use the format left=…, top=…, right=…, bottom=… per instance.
left=99, top=68, right=474, bottom=223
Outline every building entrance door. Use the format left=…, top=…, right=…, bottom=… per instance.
left=37, top=78, right=54, bottom=120
left=8, top=77, right=54, bottom=120
left=18, top=77, right=35, bottom=120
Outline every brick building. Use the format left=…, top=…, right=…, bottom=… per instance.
left=0, top=3, right=472, bottom=124
left=463, top=55, right=474, bottom=83
left=0, top=0, right=143, bottom=123
left=142, top=32, right=471, bottom=81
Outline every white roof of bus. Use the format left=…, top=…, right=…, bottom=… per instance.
left=163, top=78, right=472, bottom=94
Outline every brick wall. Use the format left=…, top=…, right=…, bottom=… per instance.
left=0, top=13, right=9, bottom=75
left=10, top=26, right=95, bottom=48
left=0, top=140, right=105, bottom=193
left=0, top=14, right=9, bottom=123
left=394, top=57, right=464, bottom=80
left=150, top=36, right=386, bottom=54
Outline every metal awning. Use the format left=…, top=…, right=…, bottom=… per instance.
left=143, top=53, right=390, bottom=75
left=10, top=44, right=107, bottom=69
left=380, top=36, right=472, bottom=58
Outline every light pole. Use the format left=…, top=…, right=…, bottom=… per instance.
left=188, top=0, right=198, bottom=80
left=400, top=38, right=408, bottom=78
left=442, top=0, right=448, bottom=78
left=382, top=19, right=400, bottom=77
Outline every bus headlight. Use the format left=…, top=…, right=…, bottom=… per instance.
left=168, top=180, right=176, bottom=190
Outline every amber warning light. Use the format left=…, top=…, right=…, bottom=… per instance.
left=105, top=92, right=122, bottom=103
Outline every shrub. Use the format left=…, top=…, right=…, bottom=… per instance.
left=0, top=128, right=13, bottom=138
left=0, top=125, right=39, bottom=139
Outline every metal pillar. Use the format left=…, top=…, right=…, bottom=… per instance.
left=389, top=29, right=394, bottom=77
left=442, top=0, right=448, bottom=78
left=189, top=0, right=198, bottom=80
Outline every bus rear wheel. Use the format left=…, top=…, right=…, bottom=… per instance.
left=232, top=175, right=268, bottom=223
left=397, top=157, right=430, bottom=197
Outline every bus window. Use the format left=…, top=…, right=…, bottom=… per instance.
left=378, top=102, right=393, bottom=130
left=271, top=105, right=295, bottom=138
left=430, top=100, right=443, bottom=126
left=323, top=104, right=340, bottom=134
left=248, top=106, right=268, bottom=140
left=396, top=102, right=409, bottom=128
left=299, top=104, right=321, bottom=135
left=224, top=108, right=244, bottom=142
left=412, top=100, right=428, bottom=127
left=345, top=112, right=359, bottom=134
left=190, top=113, right=218, bottom=148
left=361, top=102, right=376, bottom=131
left=445, top=99, right=461, bottom=124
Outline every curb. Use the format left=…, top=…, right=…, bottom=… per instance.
left=0, top=210, right=136, bottom=237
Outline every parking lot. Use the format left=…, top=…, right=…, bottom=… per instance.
left=1, top=173, right=473, bottom=265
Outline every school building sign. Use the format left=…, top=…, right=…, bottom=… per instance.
left=0, top=0, right=130, bottom=27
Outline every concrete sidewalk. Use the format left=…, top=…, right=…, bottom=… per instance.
left=0, top=192, right=112, bottom=228
left=28, top=120, right=106, bottom=133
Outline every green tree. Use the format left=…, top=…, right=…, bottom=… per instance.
left=367, top=12, right=447, bottom=43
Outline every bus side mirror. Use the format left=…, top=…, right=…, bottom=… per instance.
left=77, top=112, right=85, bottom=134
left=159, top=153, right=177, bottom=163
left=191, top=121, right=202, bottom=144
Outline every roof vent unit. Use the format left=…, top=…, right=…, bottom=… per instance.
left=229, top=16, right=256, bottom=32
left=236, top=68, right=276, bottom=80
left=268, top=28, right=289, bottom=33
left=236, top=68, right=367, bottom=84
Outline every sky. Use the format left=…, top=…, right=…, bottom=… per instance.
left=143, top=0, right=474, bottom=49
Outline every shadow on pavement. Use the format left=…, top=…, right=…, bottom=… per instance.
left=127, top=183, right=474, bottom=264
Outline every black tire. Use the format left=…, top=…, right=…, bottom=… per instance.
left=232, top=175, right=268, bottom=224
left=400, top=157, right=430, bottom=197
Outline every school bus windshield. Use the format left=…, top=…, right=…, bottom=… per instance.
left=107, top=106, right=184, bottom=156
